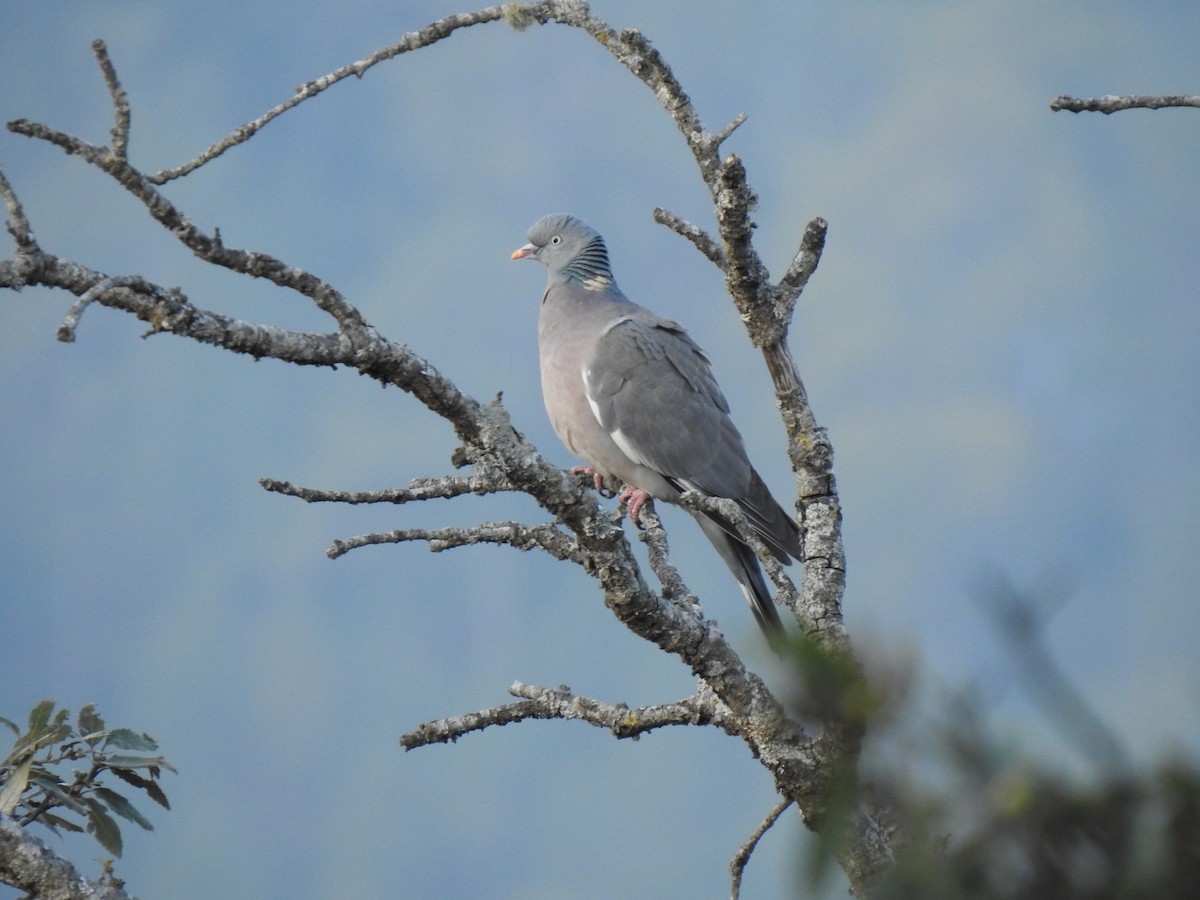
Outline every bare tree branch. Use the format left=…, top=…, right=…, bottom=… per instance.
left=635, top=504, right=705, bottom=613
left=712, top=111, right=749, bottom=149
left=777, top=216, right=828, bottom=300
left=56, top=275, right=181, bottom=342
left=260, top=471, right=521, bottom=505
left=652, top=206, right=725, bottom=266
left=148, top=6, right=512, bottom=183
left=6, top=119, right=369, bottom=331
left=0, top=165, right=37, bottom=253
left=0, top=815, right=131, bottom=899
left=730, top=798, right=793, bottom=900
left=91, top=40, right=130, bottom=160
left=402, top=680, right=737, bottom=750
left=327, top=520, right=582, bottom=562
left=1051, top=93, right=1200, bottom=114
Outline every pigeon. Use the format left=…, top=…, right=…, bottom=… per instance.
left=512, top=214, right=801, bottom=639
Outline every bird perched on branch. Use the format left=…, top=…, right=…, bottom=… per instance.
left=512, top=213, right=800, bottom=639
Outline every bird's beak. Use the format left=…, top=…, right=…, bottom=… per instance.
left=511, top=243, right=536, bottom=260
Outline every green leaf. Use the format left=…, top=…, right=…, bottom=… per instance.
left=39, top=811, right=85, bottom=834
left=145, top=780, right=170, bottom=811
left=29, top=776, right=89, bottom=814
left=111, top=767, right=171, bottom=810
left=85, top=798, right=123, bottom=857
left=2, top=743, right=30, bottom=769
left=37, top=722, right=73, bottom=752
left=9, top=700, right=58, bottom=757
left=0, top=756, right=33, bottom=814
left=26, top=699, right=56, bottom=735
left=0, top=716, right=19, bottom=736
left=78, top=704, right=106, bottom=744
left=19, top=706, right=72, bottom=755
left=94, top=787, right=154, bottom=831
left=103, top=754, right=172, bottom=771
left=105, top=729, right=158, bottom=752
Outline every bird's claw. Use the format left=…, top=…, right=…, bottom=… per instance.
left=618, top=486, right=652, bottom=529
left=570, top=467, right=650, bottom=523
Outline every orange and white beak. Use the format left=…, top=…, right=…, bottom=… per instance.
left=510, top=243, right=536, bottom=260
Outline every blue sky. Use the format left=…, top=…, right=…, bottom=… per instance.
left=3, top=3, right=1199, bottom=897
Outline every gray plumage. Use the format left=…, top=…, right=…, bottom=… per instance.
left=512, top=213, right=800, bottom=639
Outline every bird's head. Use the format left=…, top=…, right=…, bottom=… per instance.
left=512, top=214, right=615, bottom=290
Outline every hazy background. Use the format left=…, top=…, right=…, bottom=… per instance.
left=3, top=2, right=1197, bottom=897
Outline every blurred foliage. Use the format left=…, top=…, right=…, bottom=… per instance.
left=872, top=759, right=1200, bottom=899
left=787, top=576, right=1200, bottom=900
left=0, top=699, right=173, bottom=859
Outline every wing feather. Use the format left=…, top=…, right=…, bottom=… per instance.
left=582, top=316, right=753, bottom=498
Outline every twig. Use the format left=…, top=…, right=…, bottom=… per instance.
left=399, top=698, right=544, bottom=749
left=6, top=118, right=370, bottom=331
left=327, top=521, right=581, bottom=562
left=729, top=798, right=793, bottom=900
left=710, top=112, right=748, bottom=150
left=776, top=217, right=828, bottom=298
left=713, top=154, right=772, bottom=337
left=259, top=472, right=519, bottom=504
left=148, top=6, right=510, bottom=182
left=1051, top=94, right=1200, bottom=114
left=636, top=504, right=703, bottom=610
left=0, top=165, right=38, bottom=252
left=56, top=275, right=172, bottom=342
left=652, top=207, right=724, bottom=266
left=521, top=2, right=723, bottom=187
left=401, top=681, right=733, bottom=749
left=91, top=40, right=130, bottom=160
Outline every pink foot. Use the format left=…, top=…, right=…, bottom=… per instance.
left=618, top=486, right=652, bottom=527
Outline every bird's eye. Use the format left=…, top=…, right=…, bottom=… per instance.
left=550, top=235, right=561, bottom=245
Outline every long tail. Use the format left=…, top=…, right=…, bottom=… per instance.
left=692, top=512, right=785, bottom=640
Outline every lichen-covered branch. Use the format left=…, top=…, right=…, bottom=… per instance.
left=0, top=162, right=36, bottom=252
left=327, top=520, right=582, bottom=562
left=1050, top=93, right=1200, bottom=114
left=260, top=471, right=521, bottom=505
left=91, top=40, right=130, bottom=160
left=635, top=505, right=704, bottom=613
left=0, top=815, right=131, bottom=899
left=652, top=207, right=725, bottom=266
left=401, top=680, right=737, bottom=750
